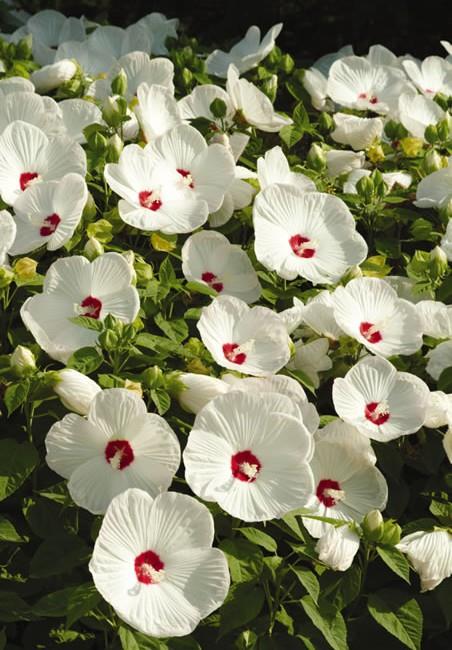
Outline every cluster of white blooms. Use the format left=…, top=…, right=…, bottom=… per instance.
left=1, top=7, right=452, bottom=642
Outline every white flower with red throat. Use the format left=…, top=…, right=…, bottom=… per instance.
left=183, top=391, right=314, bottom=522
left=226, top=64, right=292, bottom=132
left=9, top=174, right=87, bottom=255
left=332, top=356, right=429, bottom=442
left=253, top=185, right=367, bottom=284
left=197, top=295, right=291, bottom=376
left=45, top=389, right=180, bottom=514
left=332, top=277, right=423, bottom=357
left=20, top=253, right=140, bottom=364
left=0, top=210, right=16, bottom=268
left=89, top=488, right=229, bottom=637
left=303, top=422, right=388, bottom=538
left=181, top=230, right=261, bottom=304
left=105, top=124, right=235, bottom=233
left=327, top=56, right=413, bottom=114
left=0, top=120, right=87, bottom=207
left=397, top=529, right=452, bottom=592
left=402, top=56, right=452, bottom=97
left=206, top=23, right=282, bottom=77
left=257, top=146, right=316, bottom=193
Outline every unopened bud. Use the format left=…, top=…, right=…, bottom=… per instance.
left=124, top=379, right=143, bottom=398
left=84, top=237, right=104, bottom=260
left=367, top=143, right=385, bottom=164
left=307, top=143, right=326, bottom=172
left=430, top=245, right=448, bottom=279
left=381, top=520, right=401, bottom=546
left=106, top=134, right=124, bottom=163
left=82, top=192, right=97, bottom=222
left=400, top=137, right=424, bottom=157
left=142, top=365, right=163, bottom=388
left=0, top=267, right=14, bottom=288
left=356, top=175, right=374, bottom=203
left=14, top=257, right=37, bottom=282
left=362, top=510, right=384, bottom=542
left=424, top=125, right=439, bottom=145
left=10, top=346, right=36, bottom=377
left=110, top=68, right=127, bottom=96
left=423, top=149, right=444, bottom=174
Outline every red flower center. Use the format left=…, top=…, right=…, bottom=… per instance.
left=105, top=439, right=134, bottom=470
left=134, top=550, right=165, bottom=584
left=20, top=172, right=39, bottom=191
left=177, top=168, right=194, bottom=188
left=358, top=92, right=378, bottom=104
left=359, top=321, right=382, bottom=344
left=316, top=478, right=342, bottom=507
left=80, top=296, right=102, bottom=319
left=201, top=271, right=224, bottom=293
left=231, top=450, right=261, bottom=482
left=40, top=213, right=61, bottom=237
left=223, top=342, right=246, bottom=365
left=365, top=401, right=390, bottom=425
left=425, top=88, right=435, bottom=94
left=139, top=190, right=162, bottom=211
left=289, top=234, right=316, bottom=258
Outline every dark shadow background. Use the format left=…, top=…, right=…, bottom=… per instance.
left=12, top=0, right=452, bottom=63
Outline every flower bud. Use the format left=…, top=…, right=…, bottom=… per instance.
left=110, top=68, right=127, bottom=96
left=98, top=330, right=119, bottom=351
left=54, top=368, right=101, bottom=415
left=399, top=137, right=424, bottom=157
left=437, top=118, right=450, bottom=142
left=82, top=192, right=97, bottom=222
left=381, top=520, right=402, bottom=546
left=424, top=124, right=439, bottom=145
left=86, top=219, right=113, bottom=244
left=430, top=245, right=448, bottom=280
left=10, top=346, right=36, bottom=377
left=134, top=258, right=153, bottom=284
left=356, top=175, right=374, bottom=203
left=106, top=134, right=124, bottom=163
left=122, top=250, right=137, bottom=284
left=281, top=53, right=294, bottom=74
left=14, top=257, right=37, bottom=282
left=362, top=510, right=384, bottom=542
left=0, top=266, right=14, bottom=289
left=84, top=237, right=104, bottom=260
left=307, top=143, right=327, bottom=172
left=315, top=524, right=360, bottom=571
left=367, top=143, right=385, bottom=164
left=439, top=197, right=452, bottom=221
left=16, top=35, right=33, bottom=59
left=318, top=111, right=334, bottom=132
left=423, top=149, right=444, bottom=174
left=142, top=365, right=164, bottom=388
left=124, top=379, right=143, bottom=398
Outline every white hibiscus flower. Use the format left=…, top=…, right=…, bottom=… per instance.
left=181, top=230, right=261, bottom=304
left=332, top=356, right=429, bottom=441
left=89, top=488, right=229, bottom=637
left=302, top=423, right=388, bottom=538
left=402, top=56, right=452, bottom=97
left=0, top=91, right=64, bottom=137
left=415, top=159, right=452, bottom=210
left=397, top=529, right=452, bottom=592
left=53, top=368, right=101, bottom=416
left=206, top=23, right=282, bottom=77
left=59, top=99, right=103, bottom=144
left=135, top=12, right=179, bottom=55
left=398, top=91, right=446, bottom=140
left=134, top=83, right=182, bottom=143
left=9, top=174, right=87, bottom=255
left=20, top=253, right=140, bottom=363
left=226, top=64, right=292, bottom=132
left=183, top=390, right=314, bottom=521
left=327, top=55, right=413, bottom=114
left=0, top=120, right=86, bottom=207
left=197, top=295, right=291, bottom=376
left=253, top=185, right=367, bottom=283
left=288, top=338, right=333, bottom=389
left=332, top=277, right=423, bottom=357
left=46, top=388, right=180, bottom=514
left=30, top=59, right=77, bottom=93
left=105, top=125, right=235, bottom=233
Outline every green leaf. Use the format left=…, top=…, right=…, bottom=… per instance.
left=438, top=367, right=452, bottom=393
left=4, top=380, right=29, bottom=416
left=219, top=582, right=265, bottom=638
left=367, top=590, right=423, bottom=650
left=0, top=439, right=39, bottom=501
left=0, top=591, right=31, bottom=622
left=377, top=544, right=411, bottom=583
left=286, top=368, right=316, bottom=395
left=119, top=627, right=166, bottom=649
left=219, top=538, right=264, bottom=583
left=293, top=102, right=310, bottom=129
left=150, top=388, right=171, bottom=415
left=30, top=534, right=91, bottom=578
left=159, top=256, right=177, bottom=286
left=292, top=567, right=320, bottom=604
left=154, top=313, right=189, bottom=343
left=69, top=315, right=105, bottom=331
left=300, top=595, right=348, bottom=650
left=280, top=124, right=304, bottom=149
left=66, top=583, right=101, bottom=627
left=237, top=527, right=277, bottom=553
left=67, top=346, right=103, bottom=374
left=0, top=515, right=27, bottom=543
